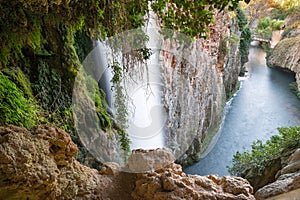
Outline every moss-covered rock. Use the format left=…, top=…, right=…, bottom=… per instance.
left=0, top=72, right=38, bottom=128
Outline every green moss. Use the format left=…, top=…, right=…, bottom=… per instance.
left=227, top=80, right=241, bottom=100
left=0, top=72, right=38, bottom=128
left=2, top=68, right=33, bottom=99
left=86, top=75, right=112, bottom=132
left=74, top=30, right=94, bottom=63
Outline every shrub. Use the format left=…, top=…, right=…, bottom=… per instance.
left=228, top=126, right=300, bottom=176
left=255, top=17, right=285, bottom=40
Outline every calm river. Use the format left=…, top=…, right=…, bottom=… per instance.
left=184, top=46, right=300, bottom=176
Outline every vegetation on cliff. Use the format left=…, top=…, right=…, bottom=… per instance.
left=236, top=6, right=251, bottom=67
left=228, top=126, right=300, bottom=177
left=0, top=72, right=38, bottom=128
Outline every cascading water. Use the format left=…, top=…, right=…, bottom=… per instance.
left=125, top=50, right=166, bottom=150
left=73, top=9, right=242, bottom=168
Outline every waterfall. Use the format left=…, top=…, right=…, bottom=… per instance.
left=95, top=40, right=114, bottom=108
left=126, top=50, right=166, bottom=150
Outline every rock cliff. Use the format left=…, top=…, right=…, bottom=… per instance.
left=268, top=16, right=300, bottom=91
left=0, top=125, right=255, bottom=199
left=268, top=35, right=300, bottom=90
left=162, top=11, right=242, bottom=166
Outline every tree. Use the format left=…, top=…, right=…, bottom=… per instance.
left=152, top=0, right=251, bottom=38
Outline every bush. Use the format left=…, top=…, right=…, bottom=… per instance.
left=255, top=17, right=285, bottom=40
left=228, top=126, right=300, bottom=176
left=0, top=72, right=38, bottom=128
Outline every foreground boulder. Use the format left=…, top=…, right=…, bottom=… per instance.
left=0, top=125, right=255, bottom=199
left=127, top=148, right=175, bottom=172
left=132, top=163, right=255, bottom=200
left=0, top=125, right=109, bottom=199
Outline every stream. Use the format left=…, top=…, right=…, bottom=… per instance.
left=184, top=46, right=300, bottom=176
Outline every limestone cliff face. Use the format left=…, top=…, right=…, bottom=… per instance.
left=0, top=125, right=255, bottom=199
left=161, top=11, right=241, bottom=166
left=268, top=35, right=300, bottom=90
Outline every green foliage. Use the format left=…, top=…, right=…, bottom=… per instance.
left=255, top=17, right=285, bottom=40
left=224, top=33, right=240, bottom=44
left=85, top=75, right=112, bottom=132
left=236, top=6, right=251, bottom=67
left=0, top=72, right=38, bottom=128
left=32, top=60, right=65, bottom=111
left=2, top=68, right=33, bottom=99
left=236, top=6, right=248, bottom=29
left=0, top=10, right=43, bottom=67
left=152, top=0, right=251, bottom=39
left=111, top=62, right=131, bottom=153
left=240, top=27, right=252, bottom=66
left=228, top=126, right=300, bottom=176
left=74, top=29, right=94, bottom=63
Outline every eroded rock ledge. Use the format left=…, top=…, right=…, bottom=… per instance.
left=0, top=125, right=255, bottom=199
left=255, top=148, right=300, bottom=200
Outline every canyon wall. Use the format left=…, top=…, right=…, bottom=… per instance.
left=268, top=18, right=300, bottom=90
left=268, top=35, right=300, bottom=90
left=161, top=11, right=242, bottom=166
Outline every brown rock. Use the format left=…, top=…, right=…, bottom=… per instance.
left=100, top=162, right=121, bottom=175
left=281, top=148, right=300, bottom=175
left=0, top=125, right=256, bottom=200
left=132, top=163, right=255, bottom=200
left=268, top=35, right=300, bottom=90
left=127, top=148, right=175, bottom=173
left=0, top=125, right=133, bottom=200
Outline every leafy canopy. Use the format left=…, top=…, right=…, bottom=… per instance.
left=152, top=0, right=251, bottom=38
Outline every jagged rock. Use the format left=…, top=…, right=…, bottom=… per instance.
left=281, top=148, right=300, bottom=175
left=127, top=148, right=175, bottom=173
left=0, top=125, right=106, bottom=199
left=0, top=125, right=255, bottom=200
left=132, top=163, right=255, bottom=200
left=255, top=148, right=300, bottom=199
